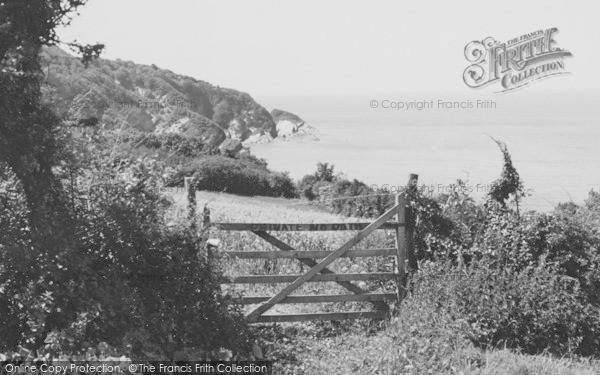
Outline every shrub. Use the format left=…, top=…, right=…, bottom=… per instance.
left=314, top=162, right=335, bottom=182
left=456, top=200, right=600, bottom=306
left=382, top=294, right=482, bottom=374
left=166, top=155, right=297, bottom=198
left=297, top=174, right=319, bottom=200
left=410, top=261, right=600, bottom=357
left=298, top=163, right=396, bottom=218
left=0, top=159, right=251, bottom=358
left=324, top=179, right=377, bottom=217
left=121, top=132, right=212, bottom=158
left=424, top=189, right=600, bottom=357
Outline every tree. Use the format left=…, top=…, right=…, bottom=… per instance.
left=487, top=136, right=524, bottom=213
left=212, top=101, right=234, bottom=127
left=1, top=2, right=251, bottom=356
left=315, top=162, right=335, bottom=182
left=0, top=0, right=103, bottom=347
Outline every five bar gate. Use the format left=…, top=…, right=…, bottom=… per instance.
left=210, top=184, right=416, bottom=324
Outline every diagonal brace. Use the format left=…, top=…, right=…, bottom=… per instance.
left=252, top=231, right=389, bottom=311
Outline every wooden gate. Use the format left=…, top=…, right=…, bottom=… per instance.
left=215, top=193, right=414, bottom=323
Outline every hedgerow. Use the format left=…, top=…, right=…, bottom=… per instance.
left=166, top=155, right=297, bottom=198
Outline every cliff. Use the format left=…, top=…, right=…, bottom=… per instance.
left=270, top=109, right=319, bottom=141
left=41, top=47, right=285, bottom=149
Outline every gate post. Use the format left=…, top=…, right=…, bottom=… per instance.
left=406, top=174, right=418, bottom=272
left=184, top=176, right=197, bottom=230
left=394, top=193, right=407, bottom=302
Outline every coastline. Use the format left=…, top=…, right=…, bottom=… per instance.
left=250, top=91, right=600, bottom=211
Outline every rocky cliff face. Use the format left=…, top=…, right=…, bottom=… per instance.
left=270, top=109, right=319, bottom=141
left=42, top=47, right=280, bottom=149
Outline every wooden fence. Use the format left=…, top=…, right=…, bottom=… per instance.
left=185, top=174, right=418, bottom=324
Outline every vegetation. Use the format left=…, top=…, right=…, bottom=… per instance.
left=86, top=128, right=297, bottom=199
left=0, top=129, right=252, bottom=360
left=280, top=145, right=600, bottom=372
left=42, top=45, right=276, bottom=146
left=1, top=1, right=599, bottom=372
left=487, top=136, right=525, bottom=211
left=162, top=152, right=296, bottom=198
left=0, top=0, right=251, bottom=360
left=165, top=187, right=600, bottom=374
left=121, top=132, right=214, bottom=158
left=298, top=162, right=395, bottom=217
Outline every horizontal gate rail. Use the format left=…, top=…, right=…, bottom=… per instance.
left=225, top=248, right=396, bottom=259
left=214, top=222, right=401, bottom=231
left=231, top=272, right=396, bottom=284
left=239, top=293, right=397, bottom=305
left=256, top=311, right=387, bottom=323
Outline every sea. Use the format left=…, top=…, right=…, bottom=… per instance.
left=253, top=89, right=600, bottom=211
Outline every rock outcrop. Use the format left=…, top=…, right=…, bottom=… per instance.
left=218, top=138, right=245, bottom=156
left=270, top=109, right=319, bottom=141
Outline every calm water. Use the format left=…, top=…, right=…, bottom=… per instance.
left=253, top=90, right=600, bottom=211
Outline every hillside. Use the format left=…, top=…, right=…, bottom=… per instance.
left=41, top=47, right=303, bottom=149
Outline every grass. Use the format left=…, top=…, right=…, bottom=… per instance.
left=290, top=337, right=600, bottom=374
left=164, top=187, right=363, bottom=223
left=165, top=188, right=600, bottom=375
left=262, top=315, right=600, bottom=375
left=473, top=351, right=600, bottom=375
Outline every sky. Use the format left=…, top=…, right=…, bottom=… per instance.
left=57, top=0, right=600, bottom=96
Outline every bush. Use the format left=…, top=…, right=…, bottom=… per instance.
left=453, top=200, right=600, bottom=306
left=416, top=188, right=600, bottom=357
left=297, top=174, right=319, bottom=200
left=410, top=261, right=600, bottom=357
left=382, top=295, right=482, bottom=374
left=324, top=179, right=378, bottom=217
left=0, top=159, right=251, bottom=358
left=121, top=132, right=211, bottom=158
left=298, top=163, right=395, bottom=218
left=166, top=155, right=297, bottom=198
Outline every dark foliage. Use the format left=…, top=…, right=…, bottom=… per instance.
left=166, top=155, right=298, bottom=198
left=487, top=136, right=524, bottom=210
left=122, top=132, right=212, bottom=158
left=0, top=155, right=251, bottom=358
left=1, top=0, right=252, bottom=358
left=413, top=260, right=600, bottom=357
left=297, top=163, right=395, bottom=217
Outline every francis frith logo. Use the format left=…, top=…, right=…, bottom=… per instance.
left=463, top=28, right=572, bottom=92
